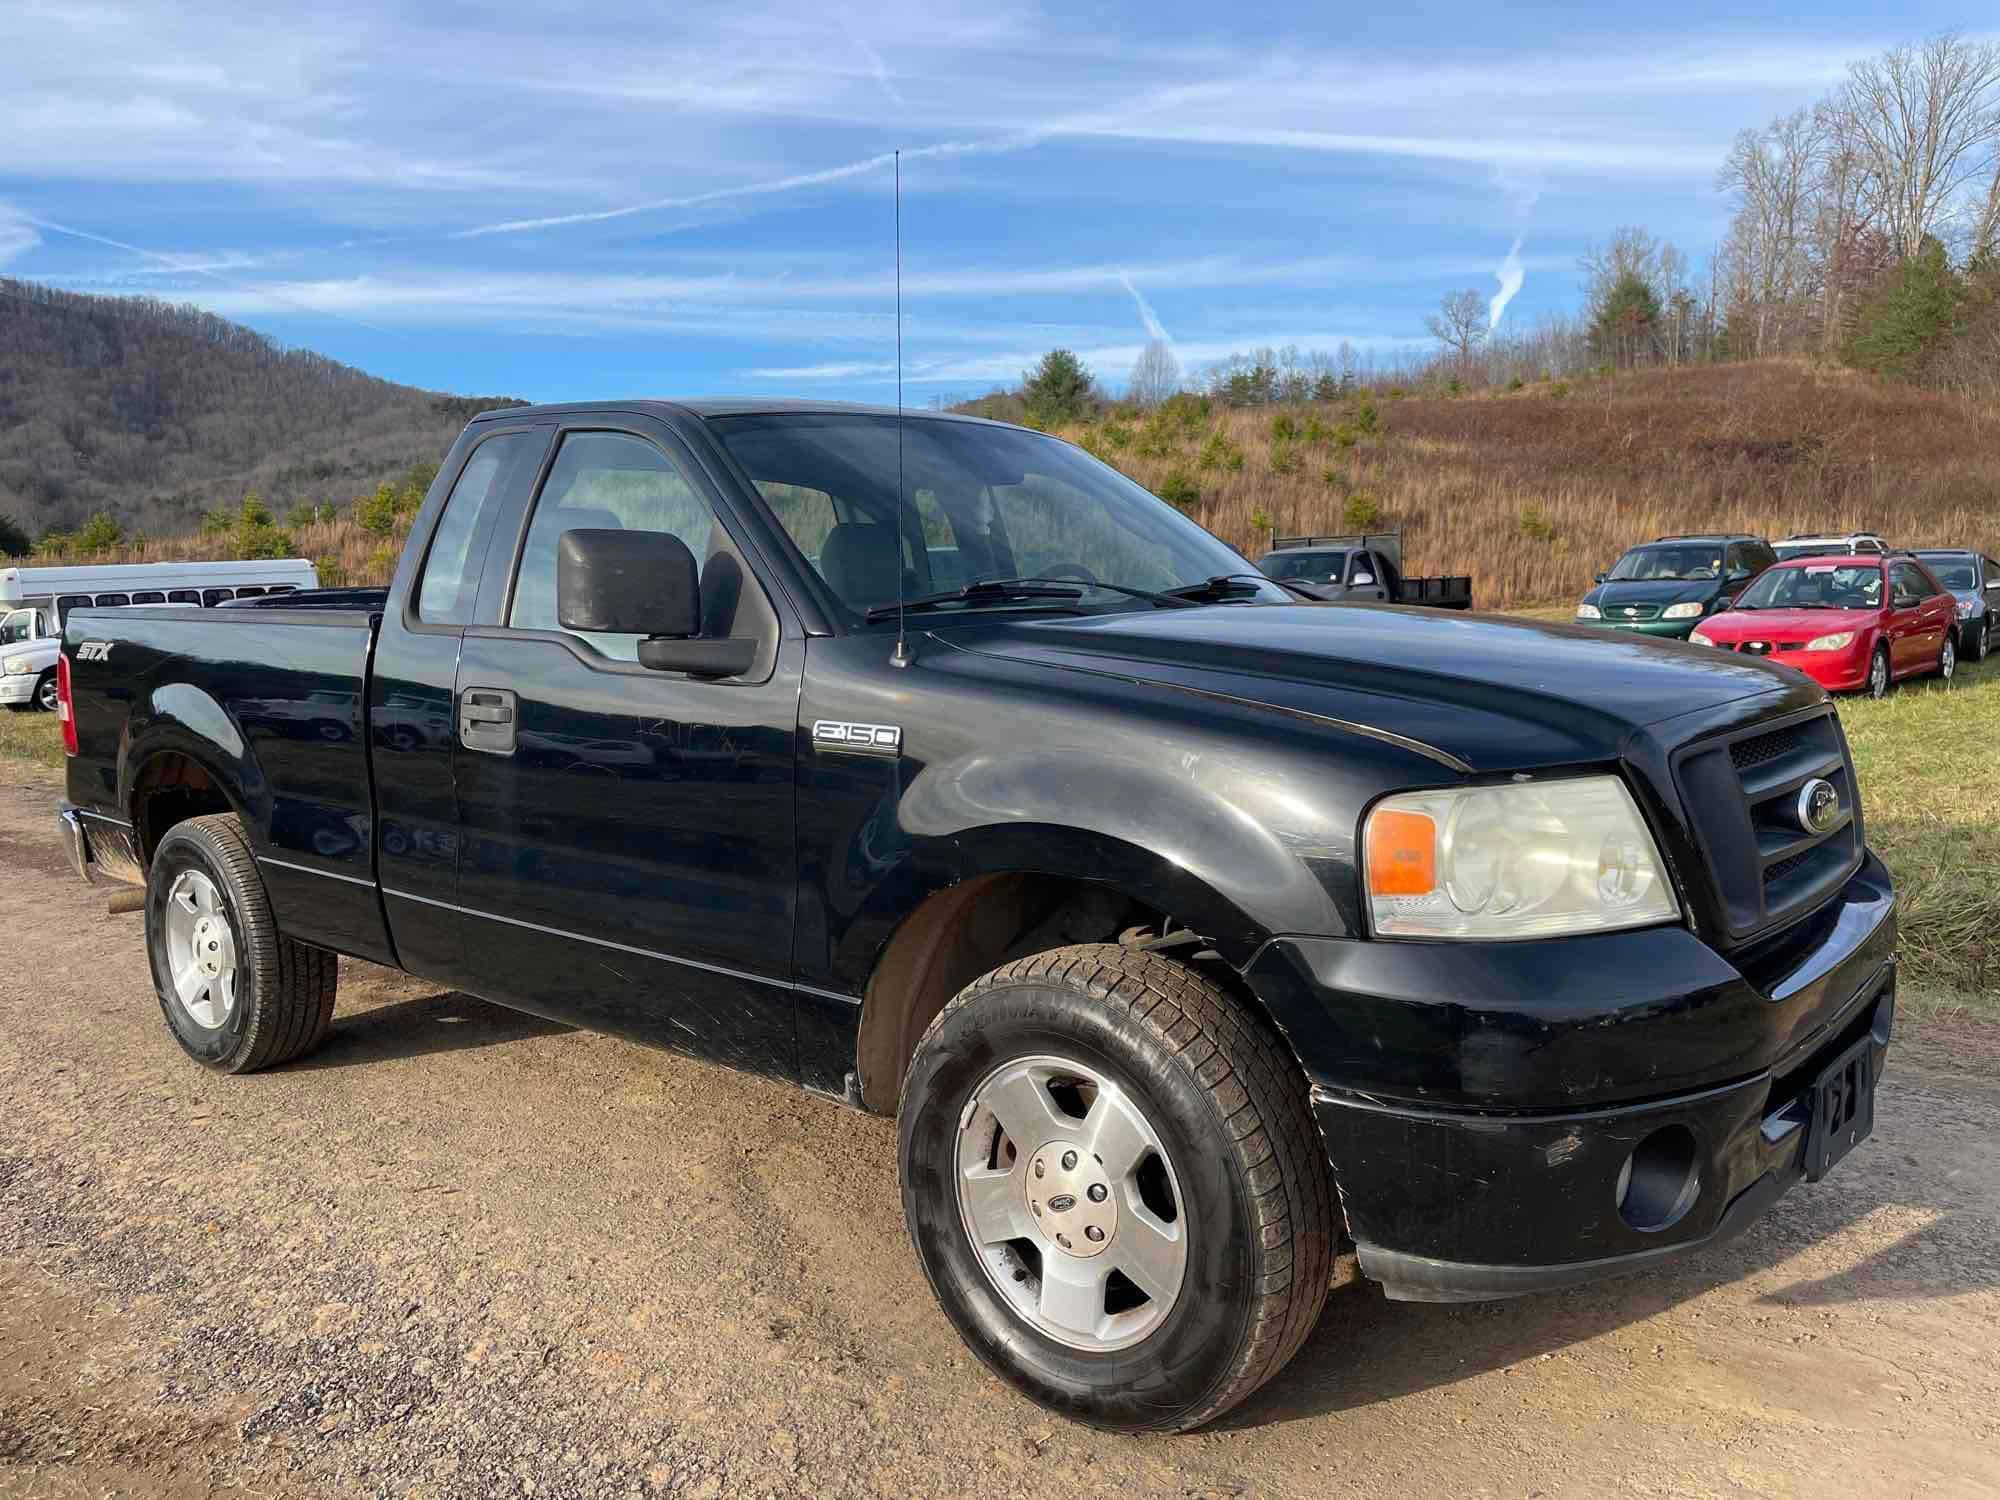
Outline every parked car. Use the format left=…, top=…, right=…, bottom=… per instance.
left=1772, top=532, right=1889, bottom=562
left=1911, top=549, right=2000, bottom=663
left=1690, top=554, right=1957, bottom=696
left=1574, top=534, right=1776, bottom=639
left=56, top=400, right=1896, bottom=1432
left=1255, top=533, right=1471, bottom=607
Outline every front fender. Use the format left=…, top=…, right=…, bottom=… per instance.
left=901, top=744, right=1351, bottom=966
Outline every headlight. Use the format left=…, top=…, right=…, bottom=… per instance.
left=1364, top=776, right=1678, bottom=939
left=2, top=656, right=34, bottom=675
left=1804, top=631, right=1855, bottom=651
left=1956, top=599, right=1973, bottom=619
left=1575, top=602, right=1602, bottom=620
left=1661, top=601, right=1704, bottom=620
left=1688, top=629, right=1716, bottom=647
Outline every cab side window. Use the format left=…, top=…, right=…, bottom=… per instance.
left=418, top=433, right=530, bottom=624
left=507, top=430, right=716, bottom=661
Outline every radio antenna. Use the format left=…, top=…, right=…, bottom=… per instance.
left=890, top=149, right=914, bottom=669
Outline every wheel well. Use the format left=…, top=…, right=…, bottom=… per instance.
left=130, top=753, right=237, bottom=865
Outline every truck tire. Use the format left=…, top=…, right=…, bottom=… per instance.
left=144, top=813, right=338, bottom=1073
left=898, top=944, right=1334, bottom=1433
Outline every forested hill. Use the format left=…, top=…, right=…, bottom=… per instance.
left=0, top=279, right=519, bottom=541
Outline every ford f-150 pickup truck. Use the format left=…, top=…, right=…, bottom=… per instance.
left=56, top=400, right=1897, bottom=1433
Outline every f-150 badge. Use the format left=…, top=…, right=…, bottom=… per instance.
left=812, top=720, right=902, bottom=754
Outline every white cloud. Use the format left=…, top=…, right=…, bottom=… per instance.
left=0, top=204, right=40, bottom=269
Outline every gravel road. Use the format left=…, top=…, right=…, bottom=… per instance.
left=2, top=769, right=1996, bottom=1499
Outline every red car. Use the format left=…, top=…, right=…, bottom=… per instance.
left=1690, top=553, right=1958, bottom=697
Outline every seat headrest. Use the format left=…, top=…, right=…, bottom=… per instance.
left=818, top=523, right=902, bottom=611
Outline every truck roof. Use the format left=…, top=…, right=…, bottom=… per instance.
left=469, top=398, right=1030, bottom=431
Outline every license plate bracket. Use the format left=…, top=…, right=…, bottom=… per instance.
left=1803, top=1034, right=1876, bottom=1182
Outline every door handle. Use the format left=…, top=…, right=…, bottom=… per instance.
left=460, top=688, right=518, bottom=755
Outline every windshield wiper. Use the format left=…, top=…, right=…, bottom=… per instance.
left=861, top=579, right=1084, bottom=622
left=1009, top=577, right=1200, bottom=609
left=1163, top=573, right=1278, bottom=602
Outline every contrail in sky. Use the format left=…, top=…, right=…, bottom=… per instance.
left=454, top=133, right=1044, bottom=239
left=1488, top=235, right=1525, bottom=329
left=22, top=213, right=399, bottom=336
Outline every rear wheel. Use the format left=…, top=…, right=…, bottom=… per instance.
left=145, top=813, right=338, bottom=1073
left=1867, top=644, right=1891, bottom=699
left=898, top=944, right=1334, bottom=1432
left=1936, top=633, right=1956, bottom=683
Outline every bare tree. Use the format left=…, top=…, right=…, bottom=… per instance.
left=1424, top=288, right=1489, bottom=373
left=1838, top=32, right=2000, bottom=259
left=1718, top=110, right=1821, bottom=357
left=1127, top=339, right=1181, bottom=405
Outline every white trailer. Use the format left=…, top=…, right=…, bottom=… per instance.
left=1, top=558, right=319, bottom=711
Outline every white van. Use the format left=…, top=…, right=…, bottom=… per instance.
left=1, top=558, right=319, bottom=712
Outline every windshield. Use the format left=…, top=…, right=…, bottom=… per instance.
left=1734, top=562, right=1883, bottom=611
left=709, top=414, right=1283, bottom=620
left=1918, top=558, right=1977, bottom=590
left=1, top=609, right=44, bottom=645
left=1607, top=544, right=1723, bottom=582
left=1261, top=550, right=1346, bottom=582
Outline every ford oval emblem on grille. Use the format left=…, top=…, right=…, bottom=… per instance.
left=1797, top=778, right=1839, bottom=834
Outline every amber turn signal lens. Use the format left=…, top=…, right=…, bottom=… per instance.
left=1366, top=808, right=1436, bottom=896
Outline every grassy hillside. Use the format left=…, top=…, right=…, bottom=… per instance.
left=0, top=279, right=517, bottom=543
left=19, top=356, right=2000, bottom=610
left=1052, top=359, right=2000, bottom=609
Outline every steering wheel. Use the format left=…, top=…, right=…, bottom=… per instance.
left=1034, top=563, right=1100, bottom=585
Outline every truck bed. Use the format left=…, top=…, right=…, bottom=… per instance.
left=63, top=600, right=390, bottom=960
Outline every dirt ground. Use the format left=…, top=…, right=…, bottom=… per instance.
left=1, top=771, right=1996, bottom=1499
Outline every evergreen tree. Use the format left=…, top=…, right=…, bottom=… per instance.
left=1020, top=350, right=1095, bottom=425
left=1843, top=239, right=1963, bottom=381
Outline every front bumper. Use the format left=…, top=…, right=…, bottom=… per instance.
left=1248, top=854, right=1897, bottom=1302
left=0, top=673, right=38, bottom=705
left=1577, top=615, right=1702, bottom=640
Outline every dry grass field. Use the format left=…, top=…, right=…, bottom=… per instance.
left=18, top=359, right=2000, bottom=616
left=1053, top=359, right=2000, bottom=610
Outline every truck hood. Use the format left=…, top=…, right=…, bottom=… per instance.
left=941, top=604, right=1813, bottom=774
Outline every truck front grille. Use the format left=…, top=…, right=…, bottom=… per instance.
left=1673, top=708, right=1862, bottom=943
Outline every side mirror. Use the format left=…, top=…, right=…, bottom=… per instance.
left=1593, top=572, right=1607, bottom=584
left=556, top=529, right=755, bottom=679
left=1351, top=571, right=1376, bottom=587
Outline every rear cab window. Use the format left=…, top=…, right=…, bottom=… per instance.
left=417, top=432, right=533, bottom=625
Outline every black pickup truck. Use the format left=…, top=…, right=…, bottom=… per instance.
left=56, top=400, right=1895, bottom=1432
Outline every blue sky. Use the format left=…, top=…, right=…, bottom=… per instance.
left=0, top=1, right=1987, bottom=403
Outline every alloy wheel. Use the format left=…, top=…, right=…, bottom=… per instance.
left=954, top=1054, right=1188, bottom=1352
left=162, top=869, right=239, bottom=1029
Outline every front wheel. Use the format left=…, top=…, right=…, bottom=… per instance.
left=898, top=945, right=1335, bottom=1432
left=145, top=813, right=339, bottom=1073
left=1867, top=644, right=1891, bottom=699
left=34, top=671, right=58, bottom=713
left=1973, top=620, right=1992, bottom=662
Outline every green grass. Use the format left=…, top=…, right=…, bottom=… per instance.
left=1839, top=650, right=2000, bottom=997
left=0, top=710, right=63, bottom=772
left=0, top=644, right=1992, bottom=1001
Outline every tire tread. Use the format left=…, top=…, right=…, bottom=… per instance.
left=910, top=942, right=1334, bottom=1432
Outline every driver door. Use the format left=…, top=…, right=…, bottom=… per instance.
left=1346, top=550, right=1389, bottom=602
